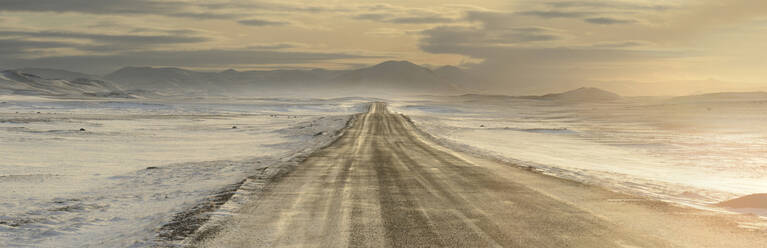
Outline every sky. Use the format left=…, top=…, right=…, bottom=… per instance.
left=1, top=0, right=766, bottom=95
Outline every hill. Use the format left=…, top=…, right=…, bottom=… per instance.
left=104, top=66, right=211, bottom=90
left=103, top=60, right=464, bottom=96
left=534, top=87, right=622, bottom=102
left=16, top=68, right=92, bottom=81
left=333, top=61, right=460, bottom=93
left=716, top=193, right=767, bottom=209
left=0, top=70, right=129, bottom=97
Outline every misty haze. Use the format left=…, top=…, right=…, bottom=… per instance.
left=1, top=1, right=767, bottom=247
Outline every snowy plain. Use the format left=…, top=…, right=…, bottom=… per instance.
left=0, top=95, right=368, bottom=247
left=3, top=92, right=766, bottom=247
left=390, top=96, right=767, bottom=213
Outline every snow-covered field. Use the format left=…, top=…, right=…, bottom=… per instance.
left=4, top=92, right=765, bottom=246
left=391, top=96, right=767, bottom=212
left=0, top=95, right=368, bottom=247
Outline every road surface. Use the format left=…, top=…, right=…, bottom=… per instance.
left=199, top=102, right=766, bottom=247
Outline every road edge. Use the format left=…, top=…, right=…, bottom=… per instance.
left=154, top=113, right=362, bottom=247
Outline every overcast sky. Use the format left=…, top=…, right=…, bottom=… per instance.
left=1, top=0, right=766, bottom=95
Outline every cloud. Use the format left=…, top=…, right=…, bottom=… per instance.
left=420, top=11, right=563, bottom=50
left=0, top=29, right=210, bottom=53
left=0, top=0, right=343, bottom=19
left=238, top=19, right=291, bottom=27
left=519, top=10, right=593, bottom=19
left=0, top=49, right=382, bottom=74
left=353, top=13, right=389, bottom=21
left=417, top=10, right=682, bottom=93
left=364, top=28, right=408, bottom=37
left=200, top=1, right=346, bottom=13
left=421, top=40, right=661, bottom=63
left=584, top=17, right=636, bottom=25
left=516, top=1, right=667, bottom=24
left=422, top=44, right=678, bottom=94
left=666, top=0, right=767, bottom=36
left=0, top=38, right=77, bottom=55
left=247, top=43, right=304, bottom=50
left=351, top=4, right=461, bottom=24
left=592, top=41, right=651, bottom=48
left=388, top=16, right=454, bottom=24
left=544, top=1, right=671, bottom=11
left=0, top=0, right=206, bottom=18
left=0, top=30, right=208, bottom=45
left=353, top=13, right=456, bottom=24
left=0, top=0, right=167, bottom=13
left=420, top=25, right=560, bottom=52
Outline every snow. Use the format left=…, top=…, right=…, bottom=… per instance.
left=0, top=96, right=368, bottom=247
left=0, top=70, right=125, bottom=97
left=4, top=91, right=766, bottom=246
left=391, top=97, right=767, bottom=212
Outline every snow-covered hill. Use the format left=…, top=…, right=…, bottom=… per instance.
left=333, top=60, right=461, bottom=93
left=537, top=87, right=622, bottom=102
left=0, top=70, right=130, bottom=97
left=103, top=61, right=464, bottom=96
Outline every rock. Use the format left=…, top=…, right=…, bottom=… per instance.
left=480, top=124, right=485, bottom=127
left=232, top=126, right=237, bottom=129
left=146, top=166, right=159, bottom=170
left=79, top=128, right=86, bottom=131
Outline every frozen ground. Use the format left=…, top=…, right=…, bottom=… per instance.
left=0, top=95, right=368, bottom=247
left=391, top=96, right=767, bottom=213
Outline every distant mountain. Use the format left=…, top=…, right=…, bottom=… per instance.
left=433, top=65, right=482, bottom=91
left=103, top=60, right=464, bottom=95
left=233, top=69, right=341, bottom=87
left=455, top=93, right=516, bottom=103
left=0, top=70, right=130, bottom=97
left=433, top=65, right=463, bottom=79
left=104, top=66, right=343, bottom=95
left=669, top=91, right=767, bottom=103
left=534, top=87, right=622, bottom=102
left=15, top=68, right=92, bottom=81
left=1, top=61, right=471, bottom=97
left=334, top=61, right=461, bottom=93
left=104, top=66, right=210, bottom=90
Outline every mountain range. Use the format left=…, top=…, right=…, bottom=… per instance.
left=3, top=61, right=765, bottom=101
left=103, top=60, right=465, bottom=96
left=0, top=69, right=130, bottom=98
left=1, top=60, right=469, bottom=97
